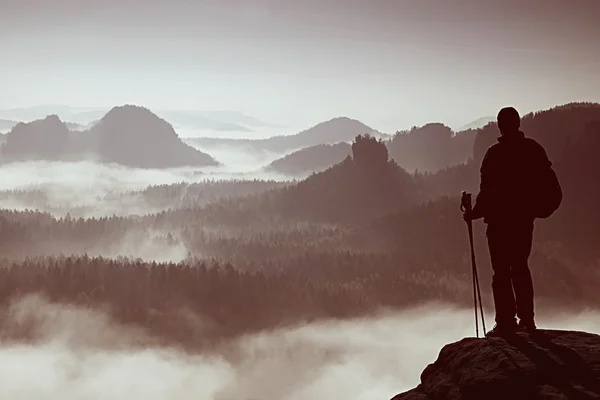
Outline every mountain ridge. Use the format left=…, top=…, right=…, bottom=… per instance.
left=188, top=116, right=384, bottom=153
left=265, top=142, right=352, bottom=176
left=0, top=105, right=275, bottom=133
left=0, top=105, right=218, bottom=168
left=458, top=116, right=495, bottom=131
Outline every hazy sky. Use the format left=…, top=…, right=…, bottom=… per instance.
left=1, top=0, right=599, bottom=131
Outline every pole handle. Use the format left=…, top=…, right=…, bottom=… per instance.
left=460, top=191, right=472, bottom=213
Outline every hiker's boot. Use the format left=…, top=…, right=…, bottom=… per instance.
left=518, top=320, right=537, bottom=333
left=485, top=321, right=518, bottom=337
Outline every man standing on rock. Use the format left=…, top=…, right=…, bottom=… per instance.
left=463, top=107, right=561, bottom=337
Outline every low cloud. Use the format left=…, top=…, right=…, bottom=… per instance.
left=0, top=160, right=290, bottom=218
left=0, top=296, right=598, bottom=400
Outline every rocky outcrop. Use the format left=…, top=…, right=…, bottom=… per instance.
left=392, top=330, right=600, bottom=400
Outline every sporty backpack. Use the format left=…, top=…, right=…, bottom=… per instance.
left=534, top=165, right=563, bottom=219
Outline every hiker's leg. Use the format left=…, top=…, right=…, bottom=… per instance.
left=487, top=224, right=517, bottom=325
left=511, top=221, right=535, bottom=323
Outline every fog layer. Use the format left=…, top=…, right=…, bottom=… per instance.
left=0, top=160, right=290, bottom=218
left=2, top=296, right=598, bottom=400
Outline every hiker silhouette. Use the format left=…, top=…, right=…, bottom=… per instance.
left=464, top=106, right=562, bottom=337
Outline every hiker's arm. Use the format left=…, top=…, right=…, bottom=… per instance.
left=538, top=144, right=552, bottom=170
left=471, top=149, right=494, bottom=220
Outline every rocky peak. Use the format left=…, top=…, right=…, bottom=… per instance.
left=392, top=330, right=600, bottom=400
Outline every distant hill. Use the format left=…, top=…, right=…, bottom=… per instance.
left=0, top=118, right=84, bottom=134
left=265, top=142, right=352, bottom=176
left=157, top=110, right=253, bottom=132
left=86, top=106, right=218, bottom=168
left=0, top=119, right=18, bottom=133
left=2, top=115, right=71, bottom=160
left=0, top=105, right=104, bottom=124
left=0, top=105, right=274, bottom=133
left=192, top=110, right=278, bottom=129
left=158, top=110, right=278, bottom=132
left=65, top=121, right=87, bottom=131
left=458, top=115, right=494, bottom=131
left=188, top=117, right=383, bottom=153
left=0, top=106, right=218, bottom=168
left=255, top=134, right=419, bottom=223
left=387, top=123, right=476, bottom=173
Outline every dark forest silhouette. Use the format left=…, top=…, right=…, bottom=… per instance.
left=388, top=123, right=477, bottom=173
left=0, top=102, right=598, bottom=346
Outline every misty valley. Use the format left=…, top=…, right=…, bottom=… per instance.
left=0, top=102, right=599, bottom=399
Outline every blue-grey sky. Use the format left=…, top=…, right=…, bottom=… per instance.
left=1, top=0, right=599, bottom=131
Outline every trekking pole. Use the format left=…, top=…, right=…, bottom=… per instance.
left=460, top=191, right=487, bottom=338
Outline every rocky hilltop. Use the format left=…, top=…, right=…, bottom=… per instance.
left=0, top=106, right=219, bottom=168
left=88, top=105, right=218, bottom=168
left=392, top=330, right=600, bottom=400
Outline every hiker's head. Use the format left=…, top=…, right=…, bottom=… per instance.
left=497, top=107, right=521, bottom=135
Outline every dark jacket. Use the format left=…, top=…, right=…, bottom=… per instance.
left=472, top=130, right=552, bottom=224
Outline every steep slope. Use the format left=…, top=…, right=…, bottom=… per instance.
left=260, top=135, right=420, bottom=223
left=189, top=117, right=382, bottom=153
left=392, top=330, right=600, bottom=400
left=195, top=135, right=420, bottom=226
left=0, top=106, right=219, bottom=168
left=266, top=117, right=381, bottom=151
left=1, top=115, right=70, bottom=160
left=87, top=105, right=218, bottom=168
left=266, top=142, right=352, bottom=176
left=388, top=123, right=476, bottom=173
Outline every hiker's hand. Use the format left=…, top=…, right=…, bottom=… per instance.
left=463, top=210, right=482, bottom=222
left=464, top=209, right=483, bottom=222
left=463, top=210, right=473, bottom=222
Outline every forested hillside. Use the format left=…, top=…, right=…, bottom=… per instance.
left=0, top=103, right=598, bottom=347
